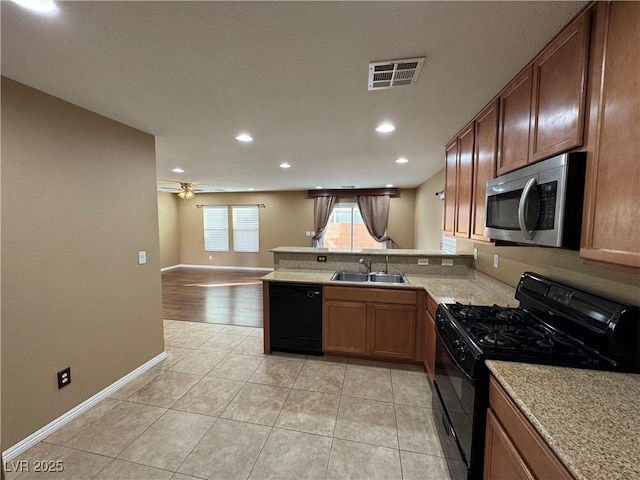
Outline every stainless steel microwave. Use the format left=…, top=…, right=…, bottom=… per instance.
left=485, top=152, right=587, bottom=249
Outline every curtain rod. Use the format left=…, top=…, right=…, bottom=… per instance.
left=307, top=187, right=400, bottom=198
left=196, top=204, right=266, bottom=208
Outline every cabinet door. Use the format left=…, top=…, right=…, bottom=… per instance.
left=443, top=139, right=458, bottom=236
left=455, top=124, right=474, bottom=238
left=425, top=309, right=436, bottom=382
left=484, top=409, right=536, bottom=480
left=581, top=1, right=640, bottom=269
left=366, top=304, right=416, bottom=360
left=471, top=99, right=499, bottom=241
left=498, top=66, right=533, bottom=175
left=323, top=301, right=367, bottom=354
left=530, top=12, right=590, bottom=162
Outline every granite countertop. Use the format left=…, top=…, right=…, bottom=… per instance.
left=270, top=246, right=472, bottom=257
left=261, top=268, right=516, bottom=306
left=486, top=360, right=640, bottom=480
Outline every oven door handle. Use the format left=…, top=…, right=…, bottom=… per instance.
left=518, top=177, right=539, bottom=241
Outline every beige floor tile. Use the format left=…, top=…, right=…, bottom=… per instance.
left=248, top=356, right=304, bottom=387
left=44, top=398, right=121, bottom=445
left=250, top=327, right=264, bottom=337
left=93, top=459, right=173, bottom=479
left=158, top=347, right=194, bottom=370
left=178, top=418, right=270, bottom=480
left=334, top=396, right=398, bottom=448
left=198, top=333, right=246, bottom=352
left=127, top=370, right=202, bottom=408
left=326, top=438, right=402, bottom=480
left=232, top=336, right=267, bottom=356
left=109, top=367, right=162, bottom=400
left=275, top=389, right=340, bottom=436
left=187, top=322, right=227, bottom=335
left=293, top=360, right=346, bottom=394
left=118, top=410, right=215, bottom=471
left=400, top=451, right=451, bottom=480
left=63, top=402, right=166, bottom=457
left=391, top=370, right=432, bottom=407
left=168, top=350, right=228, bottom=375
left=341, top=364, right=394, bottom=402
left=219, top=325, right=256, bottom=336
left=8, top=443, right=111, bottom=480
left=395, top=404, right=444, bottom=456
left=207, top=353, right=264, bottom=381
left=169, top=474, right=203, bottom=480
left=172, top=376, right=244, bottom=417
left=249, top=428, right=332, bottom=480
left=221, top=382, right=290, bottom=426
left=165, top=330, right=216, bottom=349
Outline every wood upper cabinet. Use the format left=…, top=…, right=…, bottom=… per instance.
left=455, top=125, right=474, bottom=238
left=471, top=99, right=499, bottom=241
left=530, top=12, right=590, bottom=162
left=444, top=124, right=474, bottom=239
left=497, top=66, right=533, bottom=175
left=443, top=139, right=458, bottom=236
left=485, top=376, right=574, bottom=480
left=323, top=286, right=423, bottom=361
left=581, top=1, right=640, bottom=269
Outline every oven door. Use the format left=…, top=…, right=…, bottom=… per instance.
left=432, top=330, right=478, bottom=480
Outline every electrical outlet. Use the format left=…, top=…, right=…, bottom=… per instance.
left=317, top=255, right=327, bottom=262
left=473, top=248, right=478, bottom=260
left=138, top=251, right=147, bottom=265
left=57, top=367, right=71, bottom=389
left=209, top=255, right=213, bottom=260
left=493, top=254, right=499, bottom=268
left=441, top=258, right=454, bottom=267
left=417, top=258, right=429, bottom=266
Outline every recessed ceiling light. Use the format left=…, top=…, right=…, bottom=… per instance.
left=280, top=162, right=291, bottom=169
left=235, top=134, right=254, bottom=142
left=172, top=167, right=185, bottom=173
left=395, top=157, right=409, bottom=164
left=375, top=123, right=396, bottom=133
left=248, top=188, right=254, bottom=191
left=385, top=184, right=394, bottom=188
left=11, top=0, right=57, bottom=13
left=315, top=186, right=323, bottom=189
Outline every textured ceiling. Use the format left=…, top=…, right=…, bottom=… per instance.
left=2, top=1, right=586, bottom=193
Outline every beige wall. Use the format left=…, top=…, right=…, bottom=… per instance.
left=414, top=169, right=445, bottom=250
left=1, top=78, right=164, bottom=448
left=158, top=192, right=180, bottom=268
left=174, top=190, right=416, bottom=269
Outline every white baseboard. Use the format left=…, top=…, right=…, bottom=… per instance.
left=177, top=264, right=273, bottom=272
left=160, top=264, right=181, bottom=272
left=2, top=351, right=167, bottom=461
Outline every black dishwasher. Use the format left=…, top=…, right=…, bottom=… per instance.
left=269, top=282, right=323, bottom=355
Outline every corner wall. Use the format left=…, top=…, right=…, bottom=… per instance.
left=414, top=169, right=445, bottom=250
left=158, top=192, right=180, bottom=268
left=1, top=78, right=164, bottom=448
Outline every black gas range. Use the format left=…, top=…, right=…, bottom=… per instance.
left=431, top=272, right=639, bottom=480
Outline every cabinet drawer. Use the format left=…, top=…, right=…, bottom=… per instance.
left=324, top=286, right=417, bottom=304
left=426, top=295, right=438, bottom=319
left=489, top=377, right=574, bottom=480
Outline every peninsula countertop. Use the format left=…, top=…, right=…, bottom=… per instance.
left=486, top=360, right=640, bottom=480
left=261, top=268, right=516, bottom=306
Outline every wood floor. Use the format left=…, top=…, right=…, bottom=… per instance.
left=162, top=268, right=265, bottom=327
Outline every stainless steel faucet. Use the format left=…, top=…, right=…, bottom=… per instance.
left=384, top=255, right=389, bottom=274
left=359, top=258, right=372, bottom=273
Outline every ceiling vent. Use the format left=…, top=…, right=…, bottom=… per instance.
left=368, top=57, right=425, bottom=91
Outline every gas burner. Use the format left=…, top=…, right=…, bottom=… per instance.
left=479, top=333, right=509, bottom=347
left=494, top=307, right=528, bottom=323
left=451, top=303, right=484, bottom=320
left=529, top=335, right=577, bottom=355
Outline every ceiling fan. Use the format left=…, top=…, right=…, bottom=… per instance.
left=158, top=181, right=226, bottom=199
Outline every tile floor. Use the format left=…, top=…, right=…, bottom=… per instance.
left=6, top=320, right=452, bottom=480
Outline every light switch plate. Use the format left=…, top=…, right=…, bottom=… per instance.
left=138, top=251, right=147, bottom=265
left=493, top=254, right=499, bottom=268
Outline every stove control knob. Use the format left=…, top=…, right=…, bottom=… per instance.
left=456, top=345, right=468, bottom=362
left=436, top=318, right=446, bottom=329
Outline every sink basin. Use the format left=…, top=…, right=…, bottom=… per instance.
left=330, top=271, right=409, bottom=284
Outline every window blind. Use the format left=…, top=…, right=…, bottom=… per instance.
left=232, top=206, right=259, bottom=252
left=203, top=206, right=229, bottom=252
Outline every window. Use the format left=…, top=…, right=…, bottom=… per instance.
left=203, top=206, right=229, bottom=252
left=203, top=205, right=260, bottom=253
left=321, top=203, right=384, bottom=251
left=232, top=206, right=259, bottom=252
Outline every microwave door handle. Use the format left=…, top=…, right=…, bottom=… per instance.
left=518, top=178, right=537, bottom=240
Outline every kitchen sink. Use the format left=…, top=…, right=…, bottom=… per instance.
left=330, top=271, right=409, bottom=284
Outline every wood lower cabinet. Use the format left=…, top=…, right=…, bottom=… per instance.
left=581, top=1, right=640, bottom=269
left=498, top=66, right=533, bottom=175
left=323, top=286, right=423, bottom=362
left=485, top=376, right=574, bottom=480
left=424, top=295, right=438, bottom=382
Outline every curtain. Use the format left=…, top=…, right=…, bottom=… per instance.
left=312, top=196, right=336, bottom=247
left=356, top=194, right=398, bottom=248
